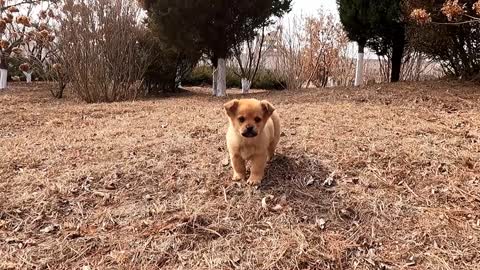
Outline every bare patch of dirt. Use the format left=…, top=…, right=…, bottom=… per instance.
left=0, top=81, right=479, bottom=269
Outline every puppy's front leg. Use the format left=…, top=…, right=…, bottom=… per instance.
left=247, top=154, right=267, bottom=186
left=231, top=155, right=246, bottom=181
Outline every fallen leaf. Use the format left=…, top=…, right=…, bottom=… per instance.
left=323, top=172, right=335, bottom=187
left=316, top=218, right=326, bottom=229
left=197, top=189, right=208, bottom=194
left=261, top=195, right=274, bottom=210
left=0, top=262, right=17, bottom=270
left=279, top=194, right=287, bottom=205
left=272, top=204, right=283, bottom=211
left=306, top=176, right=315, bottom=186
left=340, top=208, right=356, bottom=220
left=40, top=224, right=59, bottom=233
left=66, top=232, right=82, bottom=240
left=405, top=255, right=418, bottom=266
left=438, top=163, right=448, bottom=174
left=5, top=238, right=21, bottom=244
left=465, top=130, right=479, bottom=139
left=231, top=255, right=241, bottom=263
left=222, top=157, right=230, bottom=166
left=105, top=181, right=116, bottom=190
left=405, top=261, right=416, bottom=267
left=93, top=191, right=111, bottom=200
left=365, top=258, right=376, bottom=266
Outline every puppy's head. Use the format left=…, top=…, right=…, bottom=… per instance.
left=224, top=98, right=275, bottom=138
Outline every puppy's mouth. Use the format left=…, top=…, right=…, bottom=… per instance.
left=241, top=130, right=258, bottom=138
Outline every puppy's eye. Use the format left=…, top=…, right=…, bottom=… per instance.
left=238, top=116, right=245, bottom=123
left=254, top=117, right=262, bottom=123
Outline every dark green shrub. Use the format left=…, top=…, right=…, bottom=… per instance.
left=252, top=70, right=286, bottom=90
left=182, top=65, right=212, bottom=86
left=140, top=35, right=199, bottom=94
left=226, top=69, right=241, bottom=88
left=183, top=66, right=241, bottom=88
left=7, top=57, right=44, bottom=82
left=183, top=66, right=286, bottom=90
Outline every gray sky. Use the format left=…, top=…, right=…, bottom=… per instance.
left=293, top=0, right=337, bottom=15
left=291, top=0, right=377, bottom=59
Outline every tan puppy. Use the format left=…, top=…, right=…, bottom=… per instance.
left=224, top=98, right=281, bottom=185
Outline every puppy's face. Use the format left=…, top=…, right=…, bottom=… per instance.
left=224, top=99, right=275, bottom=138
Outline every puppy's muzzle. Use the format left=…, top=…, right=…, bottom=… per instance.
left=242, top=126, right=257, bottom=138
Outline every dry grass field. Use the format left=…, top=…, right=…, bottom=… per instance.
left=0, top=81, right=479, bottom=269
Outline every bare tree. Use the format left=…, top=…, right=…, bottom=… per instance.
left=274, top=17, right=308, bottom=90
left=303, top=13, right=344, bottom=88
left=329, top=34, right=356, bottom=87
left=377, top=48, right=443, bottom=83
left=271, top=14, right=357, bottom=89
left=232, top=27, right=267, bottom=94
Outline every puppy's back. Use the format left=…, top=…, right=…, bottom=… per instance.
left=270, top=110, right=281, bottom=147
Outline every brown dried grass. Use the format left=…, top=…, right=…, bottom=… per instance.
left=0, top=81, right=479, bottom=269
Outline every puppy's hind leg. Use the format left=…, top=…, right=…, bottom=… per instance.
left=267, top=145, right=275, bottom=162
left=231, top=155, right=246, bottom=181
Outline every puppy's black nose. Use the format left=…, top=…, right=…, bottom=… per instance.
left=242, top=125, right=257, bottom=138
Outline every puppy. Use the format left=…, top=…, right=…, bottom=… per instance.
left=224, top=98, right=280, bottom=185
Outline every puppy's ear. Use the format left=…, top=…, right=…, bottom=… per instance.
left=224, top=99, right=239, bottom=117
left=260, top=100, right=275, bottom=117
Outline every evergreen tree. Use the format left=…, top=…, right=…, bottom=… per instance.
left=338, top=0, right=406, bottom=83
left=337, top=0, right=371, bottom=86
left=142, top=0, right=292, bottom=96
left=367, top=0, right=405, bottom=83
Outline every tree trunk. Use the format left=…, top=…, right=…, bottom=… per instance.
left=51, top=78, right=66, bottom=99
left=391, top=28, right=406, bottom=83
left=354, top=43, right=365, bottom=87
left=0, top=52, right=7, bottom=89
left=0, top=69, right=7, bottom=89
left=175, top=68, right=182, bottom=88
left=415, top=54, right=423, bottom=81
left=216, top=58, right=227, bottom=97
left=212, top=68, right=218, bottom=96
left=23, top=72, right=32, bottom=83
left=211, top=55, right=219, bottom=96
left=241, top=78, right=251, bottom=94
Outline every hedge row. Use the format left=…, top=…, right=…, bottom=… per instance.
left=182, top=66, right=286, bottom=90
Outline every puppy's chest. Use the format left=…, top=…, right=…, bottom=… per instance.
left=239, top=144, right=260, bottom=160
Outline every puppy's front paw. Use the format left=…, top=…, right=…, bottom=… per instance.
left=233, top=173, right=246, bottom=181
left=247, top=176, right=262, bottom=186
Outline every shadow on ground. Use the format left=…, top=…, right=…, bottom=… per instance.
left=258, top=153, right=335, bottom=218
